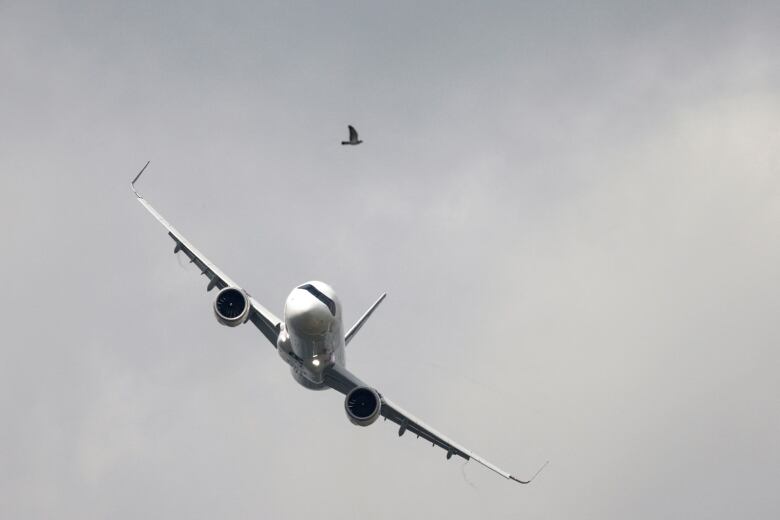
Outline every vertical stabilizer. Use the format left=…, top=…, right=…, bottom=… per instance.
left=345, top=293, right=386, bottom=346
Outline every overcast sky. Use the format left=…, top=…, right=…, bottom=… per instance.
left=1, top=1, right=779, bottom=518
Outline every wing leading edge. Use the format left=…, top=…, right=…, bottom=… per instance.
left=131, top=162, right=282, bottom=346
left=323, top=363, right=547, bottom=485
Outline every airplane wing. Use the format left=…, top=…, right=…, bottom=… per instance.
left=323, top=363, right=547, bottom=484
left=131, top=162, right=282, bottom=347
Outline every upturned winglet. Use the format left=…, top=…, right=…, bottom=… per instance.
left=131, top=161, right=151, bottom=198
left=509, top=460, right=549, bottom=484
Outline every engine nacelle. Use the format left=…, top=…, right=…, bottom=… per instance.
left=213, top=287, right=250, bottom=327
left=344, top=386, right=382, bottom=427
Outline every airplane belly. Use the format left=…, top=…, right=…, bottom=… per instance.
left=291, top=368, right=329, bottom=390
left=286, top=329, right=342, bottom=388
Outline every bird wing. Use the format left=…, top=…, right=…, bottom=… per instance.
left=348, top=125, right=358, bottom=141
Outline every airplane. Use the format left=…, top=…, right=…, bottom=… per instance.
left=131, top=162, right=547, bottom=485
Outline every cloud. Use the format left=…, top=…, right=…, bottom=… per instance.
left=1, top=1, right=778, bottom=518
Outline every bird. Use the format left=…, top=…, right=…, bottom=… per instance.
left=341, top=125, right=362, bottom=145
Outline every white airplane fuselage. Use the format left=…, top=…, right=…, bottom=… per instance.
left=275, top=281, right=345, bottom=390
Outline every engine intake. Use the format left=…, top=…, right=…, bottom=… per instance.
left=345, top=386, right=382, bottom=427
left=214, top=287, right=250, bottom=327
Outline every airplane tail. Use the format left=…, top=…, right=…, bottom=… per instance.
left=345, top=293, right=386, bottom=345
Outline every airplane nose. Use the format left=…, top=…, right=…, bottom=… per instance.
left=284, top=291, right=333, bottom=336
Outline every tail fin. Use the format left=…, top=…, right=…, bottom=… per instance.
left=345, top=293, right=386, bottom=346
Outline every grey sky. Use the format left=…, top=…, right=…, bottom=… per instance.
left=1, top=1, right=779, bottom=518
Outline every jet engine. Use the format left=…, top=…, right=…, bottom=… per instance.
left=213, top=287, right=250, bottom=327
left=344, top=386, right=382, bottom=427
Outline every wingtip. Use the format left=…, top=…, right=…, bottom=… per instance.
left=131, top=161, right=151, bottom=198
left=509, top=460, right=549, bottom=485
